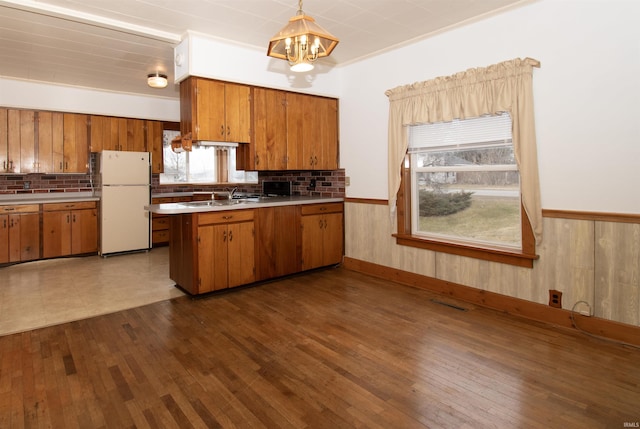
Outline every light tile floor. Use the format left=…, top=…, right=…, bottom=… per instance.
left=0, top=247, right=184, bottom=336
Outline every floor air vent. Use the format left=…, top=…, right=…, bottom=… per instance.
left=431, top=299, right=469, bottom=312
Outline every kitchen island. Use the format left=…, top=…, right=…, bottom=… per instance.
left=146, top=196, right=344, bottom=295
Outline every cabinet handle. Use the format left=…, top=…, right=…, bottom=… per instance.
left=10, top=218, right=15, bottom=228
left=324, top=219, right=328, bottom=229
left=226, top=126, right=230, bottom=136
left=4, top=207, right=15, bottom=211
left=59, top=162, right=63, bottom=170
left=9, top=160, right=14, bottom=171
left=220, top=125, right=225, bottom=137
left=222, top=215, right=232, bottom=220
left=73, top=214, right=76, bottom=223
left=255, top=154, right=259, bottom=165
left=223, top=230, right=227, bottom=242
left=2, top=160, right=5, bottom=171
left=229, top=230, right=233, bottom=242
left=2, top=219, right=6, bottom=228
left=67, top=214, right=70, bottom=223
left=318, top=219, right=323, bottom=228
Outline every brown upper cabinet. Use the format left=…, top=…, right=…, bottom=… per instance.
left=37, top=111, right=64, bottom=173
left=3, top=109, right=36, bottom=174
left=1, top=108, right=87, bottom=174
left=252, top=87, right=288, bottom=170
left=248, top=90, right=339, bottom=171
left=62, top=113, right=89, bottom=173
left=90, top=116, right=146, bottom=152
left=180, top=77, right=251, bottom=143
left=146, top=120, right=164, bottom=174
left=286, top=93, right=338, bottom=170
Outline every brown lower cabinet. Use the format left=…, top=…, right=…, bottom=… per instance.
left=168, top=202, right=343, bottom=295
left=255, top=205, right=300, bottom=281
left=42, top=201, right=98, bottom=258
left=170, top=209, right=255, bottom=295
left=300, top=203, right=344, bottom=270
left=0, top=204, right=40, bottom=264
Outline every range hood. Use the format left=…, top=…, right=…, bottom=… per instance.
left=197, top=141, right=239, bottom=148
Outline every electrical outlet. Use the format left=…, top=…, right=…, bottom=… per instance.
left=345, top=176, right=351, bottom=186
left=23, top=181, right=30, bottom=190
left=549, top=290, right=562, bottom=308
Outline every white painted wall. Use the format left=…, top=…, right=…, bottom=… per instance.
left=184, top=32, right=341, bottom=98
left=0, top=77, right=180, bottom=121
left=338, top=0, right=640, bottom=214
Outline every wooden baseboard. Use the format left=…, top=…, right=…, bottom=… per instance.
left=343, top=257, right=640, bottom=347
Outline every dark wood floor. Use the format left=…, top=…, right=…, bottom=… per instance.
left=1, top=266, right=639, bottom=428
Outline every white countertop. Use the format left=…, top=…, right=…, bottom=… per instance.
left=147, top=196, right=343, bottom=214
left=0, top=192, right=99, bottom=205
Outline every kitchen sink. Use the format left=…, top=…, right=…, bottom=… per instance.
left=177, top=198, right=260, bottom=208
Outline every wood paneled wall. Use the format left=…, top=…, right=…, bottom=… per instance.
left=345, top=201, right=640, bottom=328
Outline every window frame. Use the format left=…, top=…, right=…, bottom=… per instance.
left=394, top=153, right=537, bottom=268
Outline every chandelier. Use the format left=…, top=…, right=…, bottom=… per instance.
left=267, top=0, right=339, bottom=72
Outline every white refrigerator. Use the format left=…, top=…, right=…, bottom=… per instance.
left=98, top=150, right=151, bottom=256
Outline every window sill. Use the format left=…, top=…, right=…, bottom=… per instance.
left=393, top=233, right=538, bottom=268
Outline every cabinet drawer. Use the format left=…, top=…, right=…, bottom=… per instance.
left=1, top=204, right=39, bottom=213
left=198, top=209, right=254, bottom=225
left=152, top=230, right=170, bottom=243
left=300, top=202, right=343, bottom=216
left=152, top=216, right=170, bottom=230
left=43, top=201, right=97, bottom=211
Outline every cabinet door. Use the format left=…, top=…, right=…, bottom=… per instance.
left=0, top=108, right=7, bottom=173
left=38, top=111, right=64, bottom=173
left=9, top=213, right=40, bottom=262
left=256, top=206, right=299, bottom=280
left=0, top=214, right=8, bottom=264
left=198, top=224, right=228, bottom=293
left=224, top=83, right=251, bottom=143
left=253, top=87, right=287, bottom=170
left=90, top=115, right=117, bottom=152
left=285, top=92, right=311, bottom=170
left=71, top=208, right=98, bottom=254
left=43, top=210, right=72, bottom=258
left=63, top=113, right=89, bottom=173
left=301, top=214, right=325, bottom=271
left=315, top=97, right=339, bottom=170
left=125, top=119, right=146, bottom=152
left=195, top=79, right=225, bottom=141
left=147, top=120, right=164, bottom=173
left=7, top=109, right=36, bottom=173
left=323, top=212, right=344, bottom=266
left=227, top=221, right=255, bottom=287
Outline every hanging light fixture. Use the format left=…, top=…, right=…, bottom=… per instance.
left=147, top=72, right=168, bottom=88
left=267, top=0, right=339, bottom=72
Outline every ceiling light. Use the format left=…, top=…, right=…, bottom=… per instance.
left=267, top=0, right=339, bottom=72
left=147, top=72, right=168, bottom=88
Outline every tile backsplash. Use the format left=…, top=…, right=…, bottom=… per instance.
left=0, top=169, right=345, bottom=198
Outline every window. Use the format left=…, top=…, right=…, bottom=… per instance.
left=408, top=113, right=522, bottom=249
left=160, top=130, right=257, bottom=185
left=387, top=58, right=541, bottom=268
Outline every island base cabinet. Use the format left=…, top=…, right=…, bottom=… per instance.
left=255, top=206, right=300, bottom=281
left=198, top=221, right=255, bottom=293
left=300, top=203, right=344, bottom=271
left=169, top=210, right=255, bottom=295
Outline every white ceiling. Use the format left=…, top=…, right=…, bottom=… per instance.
left=0, top=0, right=528, bottom=98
